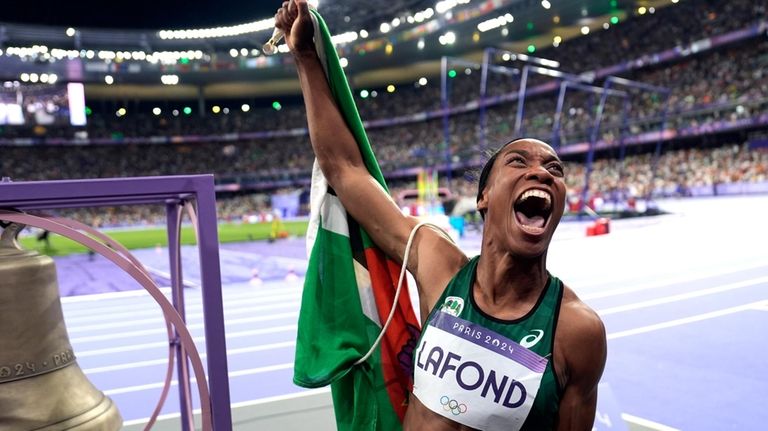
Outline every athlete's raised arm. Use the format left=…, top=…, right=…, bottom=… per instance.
left=275, top=0, right=466, bottom=309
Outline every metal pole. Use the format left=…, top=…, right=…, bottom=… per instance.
left=479, top=49, right=492, bottom=152
left=440, top=56, right=452, bottom=185
left=194, top=177, right=233, bottom=430
left=514, top=65, right=530, bottom=136
left=579, top=81, right=613, bottom=216
left=166, top=202, right=194, bottom=431
left=648, top=92, right=672, bottom=201
left=551, top=80, right=569, bottom=148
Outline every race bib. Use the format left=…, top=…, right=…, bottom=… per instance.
left=413, top=312, right=547, bottom=431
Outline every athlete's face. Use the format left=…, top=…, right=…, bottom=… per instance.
left=477, top=139, right=566, bottom=258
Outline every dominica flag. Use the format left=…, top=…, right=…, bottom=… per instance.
left=292, top=8, right=422, bottom=431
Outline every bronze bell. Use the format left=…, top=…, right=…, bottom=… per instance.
left=0, top=222, right=122, bottom=431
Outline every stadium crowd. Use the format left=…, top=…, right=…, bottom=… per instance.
left=2, top=0, right=767, bottom=227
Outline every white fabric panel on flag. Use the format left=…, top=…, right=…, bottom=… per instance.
left=353, top=260, right=381, bottom=327
left=320, top=194, right=350, bottom=237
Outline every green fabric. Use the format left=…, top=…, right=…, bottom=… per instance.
left=419, top=256, right=564, bottom=430
left=292, top=10, right=403, bottom=431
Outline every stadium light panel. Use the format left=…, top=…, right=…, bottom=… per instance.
left=29, top=73, right=39, bottom=83
left=380, top=22, right=391, bottom=33
left=223, top=108, right=230, bottom=114
left=553, top=15, right=560, bottom=23
left=371, top=90, right=378, bottom=97
left=66, top=27, right=76, bottom=37
left=581, top=26, right=590, bottom=35
left=229, top=49, right=238, bottom=57
left=527, top=45, right=536, bottom=53
left=272, top=101, right=282, bottom=111
left=360, top=89, right=369, bottom=98
left=417, top=39, right=425, bottom=50
left=212, top=106, right=221, bottom=114
left=638, top=6, right=647, bottom=15
left=418, top=77, right=428, bottom=86
left=241, top=104, right=250, bottom=112
left=172, top=109, right=179, bottom=116
left=448, top=69, right=457, bottom=78
left=359, top=29, right=369, bottom=38
left=339, top=57, right=349, bottom=68
left=386, top=84, right=395, bottom=93
left=610, top=16, right=619, bottom=24
left=541, top=1, right=551, bottom=10
left=20, top=73, right=29, bottom=82
left=183, top=107, right=192, bottom=115
left=603, top=22, right=610, bottom=29
left=153, top=107, right=162, bottom=115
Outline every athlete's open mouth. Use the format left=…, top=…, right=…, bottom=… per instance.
left=514, top=189, right=553, bottom=234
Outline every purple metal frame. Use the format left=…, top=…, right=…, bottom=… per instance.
left=0, top=175, right=232, bottom=430
left=551, top=81, right=627, bottom=149
left=583, top=77, right=672, bottom=209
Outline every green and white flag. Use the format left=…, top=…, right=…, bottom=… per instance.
left=293, top=9, right=422, bottom=431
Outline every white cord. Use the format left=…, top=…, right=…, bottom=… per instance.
left=354, top=221, right=455, bottom=365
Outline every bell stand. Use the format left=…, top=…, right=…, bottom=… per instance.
left=0, top=174, right=232, bottom=431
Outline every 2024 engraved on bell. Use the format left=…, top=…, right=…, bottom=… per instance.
left=0, top=222, right=122, bottom=431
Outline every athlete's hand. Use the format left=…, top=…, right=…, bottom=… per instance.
left=275, top=0, right=315, bottom=55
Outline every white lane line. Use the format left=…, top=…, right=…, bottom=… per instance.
left=76, top=324, right=297, bottom=357
left=70, top=311, right=298, bottom=343
left=67, top=301, right=300, bottom=333
left=62, top=286, right=302, bottom=317
left=607, top=301, right=766, bottom=340
left=61, top=287, right=172, bottom=303
left=621, top=413, right=681, bottom=431
left=582, top=263, right=768, bottom=300
left=82, top=341, right=296, bottom=374
left=120, top=387, right=331, bottom=427
left=598, top=277, right=768, bottom=316
left=752, top=302, right=768, bottom=312
left=103, top=363, right=294, bottom=396
left=64, top=290, right=302, bottom=324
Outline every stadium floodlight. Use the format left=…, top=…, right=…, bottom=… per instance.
left=380, top=22, right=391, bottom=33
left=152, top=107, right=162, bottom=116
left=331, top=31, right=358, bottom=45
left=339, top=57, right=349, bottom=68
left=158, top=18, right=275, bottom=40
left=418, top=77, right=428, bottom=86
left=359, top=29, right=369, bottom=38
left=439, top=31, right=456, bottom=45
left=477, top=13, right=514, bottom=32
left=581, top=26, right=590, bottom=35
left=161, top=75, right=179, bottom=85
left=66, top=27, right=76, bottom=37
left=417, top=39, right=425, bottom=50
left=541, top=0, right=551, bottom=9
left=104, top=75, right=114, bottom=85
left=241, top=104, right=250, bottom=113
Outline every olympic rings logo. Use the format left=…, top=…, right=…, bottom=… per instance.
left=440, top=396, right=468, bottom=416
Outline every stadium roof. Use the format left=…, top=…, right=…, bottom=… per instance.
left=0, top=0, right=661, bottom=99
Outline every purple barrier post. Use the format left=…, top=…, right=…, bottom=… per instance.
left=440, top=56, right=453, bottom=185
left=166, top=202, right=194, bottom=431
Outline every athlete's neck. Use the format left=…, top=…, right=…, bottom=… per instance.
left=475, top=244, right=548, bottom=313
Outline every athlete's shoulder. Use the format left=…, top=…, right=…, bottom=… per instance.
left=556, top=283, right=606, bottom=383
left=558, top=283, right=605, bottom=341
